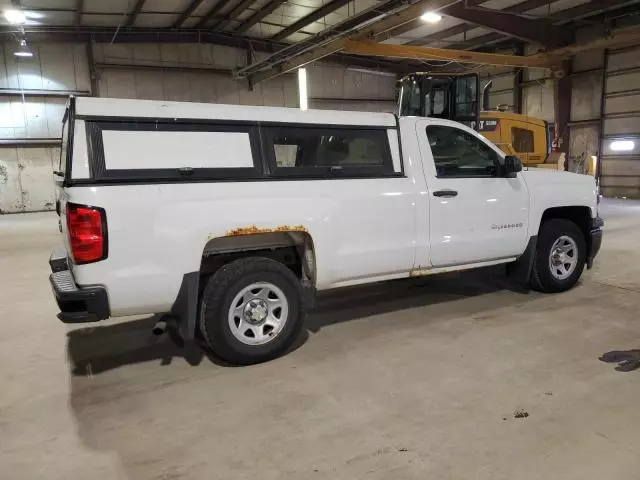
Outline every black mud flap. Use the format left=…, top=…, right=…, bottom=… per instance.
left=170, top=272, right=200, bottom=341
left=506, top=236, right=537, bottom=282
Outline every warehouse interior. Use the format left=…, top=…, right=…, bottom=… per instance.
left=2, top=0, right=640, bottom=478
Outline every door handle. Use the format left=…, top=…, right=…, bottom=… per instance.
left=433, top=189, right=458, bottom=198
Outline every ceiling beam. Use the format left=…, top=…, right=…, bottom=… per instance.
left=341, top=25, right=640, bottom=72
left=383, top=0, right=486, bottom=40
left=445, top=0, right=640, bottom=51
left=236, top=0, right=404, bottom=80
left=0, top=26, right=410, bottom=74
left=124, top=0, right=147, bottom=28
left=442, top=3, right=572, bottom=47
left=271, top=0, right=352, bottom=42
left=246, top=0, right=460, bottom=84
left=75, top=0, right=83, bottom=26
left=342, top=40, right=560, bottom=69
left=550, top=25, right=640, bottom=57
left=385, top=0, right=551, bottom=42
left=235, top=0, right=286, bottom=34
left=213, top=0, right=259, bottom=30
left=194, top=0, right=233, bottom=28
left=172, top=0, right=207, bottom=28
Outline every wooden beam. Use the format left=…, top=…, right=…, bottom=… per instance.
left=271, top=0, right=352, bottom=42
left=550, top=26, right=640, bottom=57
left=172, top=0, right=207, bottom=28
left=194, top=0, right=233, bottom=28
left=235, top=0, right=286, bottom=34
left=250, top=0, right=460, bottom=84
left=342, top=40, right=560, bottom=69
left=124, top=0, right=146, bottom=28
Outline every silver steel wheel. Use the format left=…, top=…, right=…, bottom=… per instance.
left=548, top=235, right=579, bottom=281
left=228, top=282, right=289, bottom=346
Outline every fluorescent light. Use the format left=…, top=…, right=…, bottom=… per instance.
left=4, top=9, right=26, bottom=25
left=610, top=140, right=635, bottom=152
left=14, top=39, right=33, bottom=58
left=298, top=67, right=308, bottom=111
left=421, top=12, right=442, bottom=23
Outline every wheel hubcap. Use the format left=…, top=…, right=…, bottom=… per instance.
left=549, top=235, right=579, bottom=281
left=228, top=282, right=289, bottom=346
left=243, top=299, right=268, bottom=325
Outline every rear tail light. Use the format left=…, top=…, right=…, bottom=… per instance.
left=66, top=203, right=107, bottom=264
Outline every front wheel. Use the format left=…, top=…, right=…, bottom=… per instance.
left=199, top=257, right=306, bottom=365
left=530, top=219, right=586, bottom=293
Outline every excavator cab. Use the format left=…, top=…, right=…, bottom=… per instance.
left=397, top=72, right=570, bottom=173
left=397, top=73, right=480, bottom=129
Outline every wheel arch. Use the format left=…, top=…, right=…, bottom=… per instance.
left=540, top=205, right=591, bottom=244
left=539, top=205, right=599, bottom=268
left=200, top=231, right=317, bottom=287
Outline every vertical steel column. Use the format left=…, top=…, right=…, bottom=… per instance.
left=597, top=49, right=609, bottom=186
left=554, top=59, right=572, bottom=168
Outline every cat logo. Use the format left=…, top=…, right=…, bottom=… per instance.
left=492, top=223, right=523, bottom=230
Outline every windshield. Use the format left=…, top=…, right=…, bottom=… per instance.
left=399, top=78, right=422, bottom=116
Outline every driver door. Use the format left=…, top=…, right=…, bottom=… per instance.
left=417, top=121, right=530, bottom=267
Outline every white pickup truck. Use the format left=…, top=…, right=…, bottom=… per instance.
left=50, top=97, right=603, bottom=364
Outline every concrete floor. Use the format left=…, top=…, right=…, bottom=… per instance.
left=2, top=199, right=640, bottom=480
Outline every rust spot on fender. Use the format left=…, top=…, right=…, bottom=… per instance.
left=222, top=225, right=308, bottom=237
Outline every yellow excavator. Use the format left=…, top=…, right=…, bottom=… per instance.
left=397, top=72, right=595, bottom=175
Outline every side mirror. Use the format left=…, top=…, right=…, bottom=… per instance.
left=503, top=155, right=523, bottom=177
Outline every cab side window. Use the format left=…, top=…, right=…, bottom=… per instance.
left=426, top=125, right=499, bottom=178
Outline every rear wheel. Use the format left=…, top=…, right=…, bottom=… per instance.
left=199, top=257, right=305, bottom=365
left=530, top=219, right=586, bottom=293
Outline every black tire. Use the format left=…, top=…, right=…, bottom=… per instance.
left=199, top=257, right=305, bottom=365
left=530, top=218, right=587, bottom=293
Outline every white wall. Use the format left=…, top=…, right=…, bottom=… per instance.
left=0, top=42, right=397, bottom=213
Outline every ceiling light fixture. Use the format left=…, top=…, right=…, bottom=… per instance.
left=14, top=39, right=34, bottom=58
left=4, top=8, right=26, bottom=25
left=421, top=12, right=442, bottom=23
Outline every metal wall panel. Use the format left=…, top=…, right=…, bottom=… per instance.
left=523, top=81, right=555, bottom=122
left=0, top=42, right=90, bottom=212
left=601, top=46, right=640, bottom=198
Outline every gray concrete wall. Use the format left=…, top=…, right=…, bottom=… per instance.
left=0, top=42, right=396, bottom=213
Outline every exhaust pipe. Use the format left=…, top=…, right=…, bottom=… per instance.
left=482, top=80, right=493, bottom=111
left=152, top=319, right=167, bottom=336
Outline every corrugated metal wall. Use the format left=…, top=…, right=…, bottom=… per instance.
left=600, top=45, right=640, bottom=198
